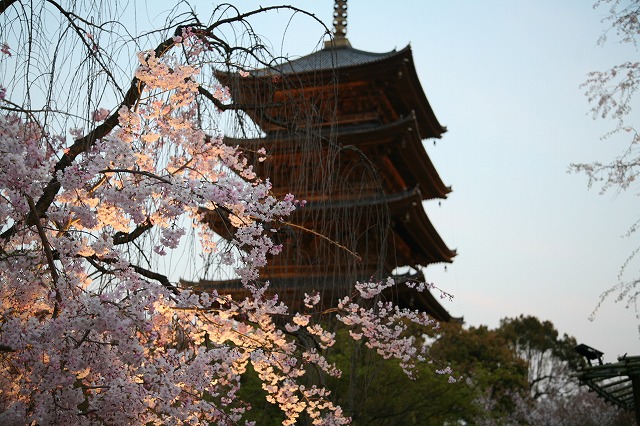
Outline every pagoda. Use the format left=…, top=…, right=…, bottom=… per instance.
left=194, top=1, right=458, bottom=321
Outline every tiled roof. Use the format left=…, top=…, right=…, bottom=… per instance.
left=254, top=45, right=406, bottom=75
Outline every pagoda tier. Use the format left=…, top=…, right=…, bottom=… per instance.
left=217, top=45, right=445, bottom=138
left=226, top=115, right=451, bottom=201
left=202, top=186, right=455, bottom=277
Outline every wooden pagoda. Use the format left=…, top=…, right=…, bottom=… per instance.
left=193, top=1, right=458, bottom=321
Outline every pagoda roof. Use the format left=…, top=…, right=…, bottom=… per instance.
left=383, top=187, right=456, bottom=267
left=226, top=115, right=451, bottom=200
left=253, top=45, right=402, bottom=75
left=324, top=187, right=456, bottom=267
left=218, top=45, right=446, bottom=139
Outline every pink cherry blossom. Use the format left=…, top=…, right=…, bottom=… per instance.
left=92, top=108, right=110, bottom=122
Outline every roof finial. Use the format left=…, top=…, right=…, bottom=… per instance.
left=333, top=0, right=348, bottom=39
left=325, top=0, right=351, bottom=48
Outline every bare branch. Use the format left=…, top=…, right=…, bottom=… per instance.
left=112, top=219, right=154, bottom=245
left=100, top=169, right=173, bottom=185
left=25, top=194, right=60, bottom=318
left=130, top=264, right=180, bottom=295
left=197, top=85, right=297, bottom=132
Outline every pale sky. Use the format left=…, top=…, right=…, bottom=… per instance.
left=222, top=0, right=640, bottom=362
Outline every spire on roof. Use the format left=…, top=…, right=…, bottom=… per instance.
left=324, top=0, right=351, bottom=48
left=333, top=0, right=348, bottom=38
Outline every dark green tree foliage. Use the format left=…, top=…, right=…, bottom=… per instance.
left=429, top=322, right=529, bottom=421
left=236, top=324, right=477, bottom=426
left=235, top=363, right=286, bottom=426
left=325, top=327, right=477, bottom=426
left=497, top=315, right=580, bottom=399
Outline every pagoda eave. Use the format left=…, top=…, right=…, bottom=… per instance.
left=181, top=272, right=460, bottom=323
left=225, top=115, right=451, bottom=200
left=201, top=186, right=455, bottom=270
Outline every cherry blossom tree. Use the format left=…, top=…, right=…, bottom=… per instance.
left=0, top=1, right=452, bottom=424
left=571, top=0, right=640, bottom=318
